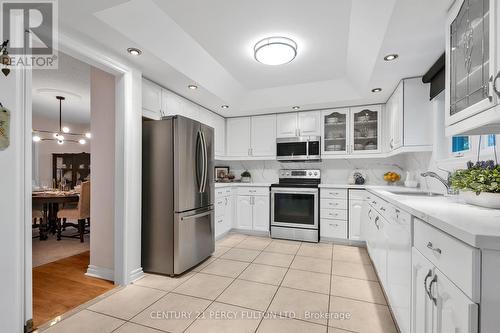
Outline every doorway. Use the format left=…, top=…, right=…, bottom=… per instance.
left=30, top=51, right=117, bottom=328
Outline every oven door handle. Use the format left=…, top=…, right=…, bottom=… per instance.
left=271, top=188, right=319, bottom=194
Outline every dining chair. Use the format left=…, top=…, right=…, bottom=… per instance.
left=56, top=181, right=90, bottom=242
left=32, top=206, right=43, bottom=239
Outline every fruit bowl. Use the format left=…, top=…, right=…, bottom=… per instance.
left=383, top=172, right=401, bottom=185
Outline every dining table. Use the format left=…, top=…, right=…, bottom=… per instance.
left=32, top=190, right=80, bottom=240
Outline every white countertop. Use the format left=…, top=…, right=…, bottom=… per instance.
left=368, top=188, right=500, bottom=250
left=214, top=182, right=272, bottom=188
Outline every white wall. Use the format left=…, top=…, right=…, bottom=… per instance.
left=32, top=115, right=90, bottom=186
left=0, top=69, right=28, bottom=331
left=220, top=155, right=408, bottom=185
left=87, top=67, right=116, bottom=278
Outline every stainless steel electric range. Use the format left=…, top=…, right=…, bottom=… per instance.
left=270, top=169, right=320, bottom=243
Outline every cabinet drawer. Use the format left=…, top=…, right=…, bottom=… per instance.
left=348, top=189, right=366, bottom=201
left=215, top=187, right=229, bottom=197
left=320, top=198, right=347, bottom=210
left=414, top=219, right=480, bottom=301
left=320, top=208, right=347, bottom=221
left=238, top=187, right=269, bottom=196
left=215, top=198, right=225, bottom=217
left=321, top=219, right=347, bottom=239
left=321, top=188, right=347, bottom=199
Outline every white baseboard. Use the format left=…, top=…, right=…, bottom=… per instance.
left=128, top=267, right=144, bottom=283
left=86, top=265, right=114, bottom=281
left=230, top=229, right=270, bottom=237
left=320, top=237, right=367, bottom=247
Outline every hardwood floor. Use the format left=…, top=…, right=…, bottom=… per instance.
left=32, top=251, right=115, bottom=328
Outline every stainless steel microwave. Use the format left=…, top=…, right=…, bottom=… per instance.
left=276, top=136, right=321, bottom=162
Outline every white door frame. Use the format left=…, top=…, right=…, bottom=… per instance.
left=23, top=32, right=143, bottom=328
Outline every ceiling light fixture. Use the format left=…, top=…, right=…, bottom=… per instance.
left=383, top=54, right=399, bottom=61
left=188, top=84, right=198, bottom=90
left=371, top=88, right=382, bottom=93
left=127, top=47, right=142, bottom=56
left=32, top=96, right=91, bottom=144
left=254, top=36, right=297, bottom=66
left=221, top=105, right=229, bottom=109
left=292, top=106, right=300, bottom=110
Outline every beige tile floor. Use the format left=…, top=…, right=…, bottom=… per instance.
left=38, top=233, right=397, bottom=333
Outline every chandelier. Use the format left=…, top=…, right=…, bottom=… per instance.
left=32, top=96, right=91, bottom=145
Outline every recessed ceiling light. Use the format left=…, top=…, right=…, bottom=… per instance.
left=292, top=106, right=300, bottom=110
left=221, top=105, right=229, bottom=109
left=371, top=88, right=382, bottom=93
left=62, top=126, right=70, bottom=133
left=33, top=135, right=41, bottom=142
left=188, top=84, right=198, bottom=90
left=127, top=47, right=142, bottom=56
left=79, top=139, right=86, bottom=145
left=85, top=132, right=92, bottom=139
left=254, top=36, right=297, bottom=66
left=383, top=54, right=399, bottom=61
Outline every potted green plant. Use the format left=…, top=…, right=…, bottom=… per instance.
left=240, top=170, right=251, bottom=183
left=450, top=160, right=500, bottom=209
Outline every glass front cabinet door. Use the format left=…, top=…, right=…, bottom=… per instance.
left=322, top=108, right=349, bottom=155
left=350, top=105, right=382, bottom=154
left=446, top=0, right=499, bottom=126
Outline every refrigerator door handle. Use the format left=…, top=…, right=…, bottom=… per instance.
left=180, top=210, right=212, bottom=221
left=196, top=130, right=204, bottom=193
left=200, top=130, right=208, bottom=193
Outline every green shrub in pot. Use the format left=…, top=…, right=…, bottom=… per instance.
left=241, top=170, right=251, bottom=183
left=450, top=160, right=500, bottom=195
left=450, top=161, right=500, bottom=209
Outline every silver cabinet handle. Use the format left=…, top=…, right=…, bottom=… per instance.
left=427, top=242, right=442, bottom=254
left=428, top=275, right=438, bottom=305
left=380, top=207, right=386, bottom=211
left=329, top=223, right=339, bottom=227
left=493, top=72, right=500, bottom=98
left=374, top=216, right=380, bottom=229
left=424, top=270, right=433, bottom=301
left=390, top=138, right=394, bottom=149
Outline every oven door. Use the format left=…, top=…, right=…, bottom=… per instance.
left=271, top=187, right=318, bottom=229
left=276, top=138, right=308, bottom=161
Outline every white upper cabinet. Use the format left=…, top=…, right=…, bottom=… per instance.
left=276, top=112, right=321, bottom=138
left=322, top=108, right=350, bottom=155
left=226, top=114, right=276, bottom=158
left=251, top=115, right=276, bottom=156
left=142, top=78, right=162, bottom=120
left=445, top=0, right=500, bottom=135
left=276, top=113, right=299, bottom=138
left=226, top=117, right=251, bottom=157
left=385, top=78, right=432, bottom=152
left=297, top=111, right=321, bottom=136
left=350, top=105, right=382, bottom=154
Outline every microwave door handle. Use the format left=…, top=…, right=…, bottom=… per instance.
left=305, top=140, right=309, bottom=159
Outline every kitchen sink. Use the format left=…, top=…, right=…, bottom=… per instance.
left=387, top=190, right=444, bottom=197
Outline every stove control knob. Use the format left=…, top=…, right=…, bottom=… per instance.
left=308, top=172, right=312, bottom=176
left=314, top=172, right=318, bottom=176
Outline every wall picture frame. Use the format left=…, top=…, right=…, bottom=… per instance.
left=214, top=166, right=230, bottom=181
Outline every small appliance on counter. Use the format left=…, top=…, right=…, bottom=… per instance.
left=348, top=170, right=366, bottom=185
left=270, top=169, right=320, bottom=242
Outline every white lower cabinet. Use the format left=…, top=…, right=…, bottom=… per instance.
left=215, top=187, right=233, bottom=238
left=320, top=188, right=348, bottom=240
left=348, top=189, right=366, bottom=240
left=236, top=188, right=269, bottom=232
left=411, top=248, right=478, bottom=333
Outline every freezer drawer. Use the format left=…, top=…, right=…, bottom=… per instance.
left=174, top=207, right=215, bottom=274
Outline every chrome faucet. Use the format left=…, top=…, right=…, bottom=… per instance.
left=420, top=171, right=458, bottom=195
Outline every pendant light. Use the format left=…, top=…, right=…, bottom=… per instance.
left=32, top=96, right=91, bottom=144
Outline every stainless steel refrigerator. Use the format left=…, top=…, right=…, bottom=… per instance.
left=142, top=115, right=214, bottom=275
